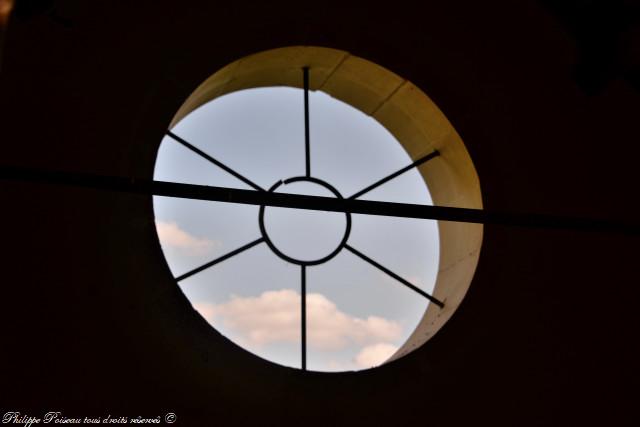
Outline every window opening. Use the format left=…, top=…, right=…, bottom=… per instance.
left=154, top=68, right=441, bottom=372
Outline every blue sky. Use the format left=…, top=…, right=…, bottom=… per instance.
left=153, top=87, right=439, bottom=372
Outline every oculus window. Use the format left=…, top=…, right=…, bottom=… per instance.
left=152, top=47, right=483, bottom=372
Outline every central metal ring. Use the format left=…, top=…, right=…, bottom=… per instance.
left=258, top=176, right=352, bottom=266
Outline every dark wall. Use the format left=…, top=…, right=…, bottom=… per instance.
left=1, top=1, right=638, bottom=425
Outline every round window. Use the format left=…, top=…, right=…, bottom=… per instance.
left=153, top=47, right=483, bottom=372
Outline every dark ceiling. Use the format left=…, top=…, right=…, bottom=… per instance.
left=1, top=0, right=639, bottom=425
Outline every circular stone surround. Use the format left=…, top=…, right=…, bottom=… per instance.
left=259, top=176, right=351, bottom=266
left=167, top=46, right=483, bottom=364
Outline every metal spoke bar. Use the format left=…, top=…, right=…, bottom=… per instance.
left=303, top=67, right=311, bottom=177
left=348, top=150, right=440, bottom=200
left=175, top=237, right=265, bottom=282
left=345, top=244, right=445, bottom=308
left=166, top=130, right=265, bottom=192
left=301, top=265, right=307, bottom=371
left=1, top=166, right=639, bottom=235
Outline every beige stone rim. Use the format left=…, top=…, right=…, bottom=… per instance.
left=169, top=46, right=483, bottom=366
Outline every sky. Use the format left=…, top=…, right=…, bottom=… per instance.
left=153, top=87, right=439, bottom=372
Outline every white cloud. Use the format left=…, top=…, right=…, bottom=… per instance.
left=156, top=221, right=218, bottom=256
left=354, top=343, right=399, bottom=368
left=194, top=289, right=402, bottom=351
left=193, top=302, right=216, bottom=320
